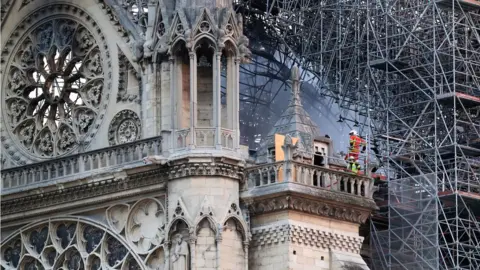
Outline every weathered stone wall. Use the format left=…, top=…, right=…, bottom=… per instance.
left=160, top=61, right=172, bottom=131
left=249, top=211, right=368, bottom=270
left=167, top=176, right=239, bottom=220
left=180, top=62, right=191, bottom=129
left=196, top=219, right=218, bottom=270
left=288, top=244, right=330, bottom=270
left=197, top=67, right=214, bottom=127
left=221, top=219, right=245, bottom=270
left=249, top=242, right=289, bottom=270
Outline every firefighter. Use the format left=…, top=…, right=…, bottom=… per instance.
left=345, top=130, right=366, bottom=161
left=347, top=156, right=355, bottom=170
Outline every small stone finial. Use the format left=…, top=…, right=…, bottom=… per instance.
left=290, top=65, right=301, bottom=105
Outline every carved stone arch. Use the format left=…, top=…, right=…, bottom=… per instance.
left=194, top=37, right=217, bottom=70
left=193, top=35, right=218, bottom=53
left=0, top=217, right=145, bottom=269
left=170, top=38, right=189, bottom=55
left=222, top=215, right=249, bottom=242
left=221, top=201, right=249, bottom=242
left=165, top=218, right=191, bottom=243
left=52, top=245, right=85, bottom=270
left=222, top=39, right=239, bottom=57
left=18, top=254, right=43, bottom=270
left=194, top=216, right=219, bottom=238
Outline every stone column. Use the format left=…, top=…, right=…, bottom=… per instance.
left=216, top=225, right=223, bottom=270
left=189, top=52, right=197, bottom=148
left=169, top=57, right=176, bottom=150
left=189, top=236, right=197, bottom=270
left=165, top=241, right=171, bottom=270
left=243, top=241, right=249, bottom=270
left=234, top=57, right=240, bottom=150
left=214, top=52, right=222, bottom=148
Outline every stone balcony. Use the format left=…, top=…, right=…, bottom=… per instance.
left=1, top=127, right=243, bottom=195
left=241, top=160, right=378, bottom=224
left=1, top=136, right=163, bottom=194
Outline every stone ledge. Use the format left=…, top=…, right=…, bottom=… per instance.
left=242, top=182, right=377, bottom=209
left=2, top=158, right=245, bottom=216
left=1, top=167, right=168, bottom=216
left=241, top=182, right=377, bottom=224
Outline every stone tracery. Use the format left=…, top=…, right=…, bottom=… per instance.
left=108, top=110, right=142, bottom=145
left=3, top=17, right=107, bottom=158
left=0, top=219, right=143, bottom=270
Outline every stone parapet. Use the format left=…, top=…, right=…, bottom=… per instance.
left=1, top=136, right=163, bottom=193
left=244, top=160, right=375, bottom=199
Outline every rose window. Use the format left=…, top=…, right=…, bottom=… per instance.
left=3, top=19, right=105, bottom=158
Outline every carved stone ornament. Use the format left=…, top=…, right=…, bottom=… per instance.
left=121, top=0, right=149, bottom=33
left=108, top=110, right=141, bottom=145
left=247, top=195, right=371, bottom=224
left=251, top=223, right=364, bottom=254
left=1, top=4, right=111, bottom=164
left=126, top=198, right=166, bottom=254
left=0, top=218, right=143, bottom=269
left=117, top=49, right=139, bottom=103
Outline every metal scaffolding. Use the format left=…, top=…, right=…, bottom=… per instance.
left=367, top=0, right=480, bottom=269
left=235, top=0, right=480, bottom=269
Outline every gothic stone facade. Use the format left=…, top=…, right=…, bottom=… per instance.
left=0, top=0, right=376, bottom=269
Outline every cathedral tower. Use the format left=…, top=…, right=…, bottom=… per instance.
left=1, top=0, right=376, bottom=269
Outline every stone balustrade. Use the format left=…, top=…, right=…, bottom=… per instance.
left=169, top=128, right=236, bottom=150
left=1, top=136, right=162, bottom=192
left=245, top=160, right=375, bottom=198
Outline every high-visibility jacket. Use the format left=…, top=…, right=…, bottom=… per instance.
left=346, top=135, right=366, bottom=160
left=351, top=162, right=361, bottom=174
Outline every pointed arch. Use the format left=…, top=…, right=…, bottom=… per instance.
left=193, top=35, right=218, bottom=53
left=220, top=201, right=249, bottom=241
left=220, top=216, right=247, bottom=270
left=222, top=215, right=249, bottom=242
left=222, top=39, right=239, bottom=57
left=165, top=217, right=191, bottom=243
left=53, top=245, right=85, bottom=269
left=194, top=215, right=219, bottom=237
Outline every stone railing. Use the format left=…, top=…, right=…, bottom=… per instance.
left=1, top=136, right=162, bottom=192
left=221, top=128, right=235, bottom=149
left=245, top=160, right=375, bottom=198
left=174, top=129, right=190, bottom=149
left=196, top=128, right=216, bottom=147
left=167, top=128, right=237, bottom=150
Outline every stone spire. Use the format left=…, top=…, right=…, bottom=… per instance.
left=254, top=65, right=321, bottom=163
left=291, top=65, right=302, bottom=106
left=266, top=65, right=321, bottom=138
